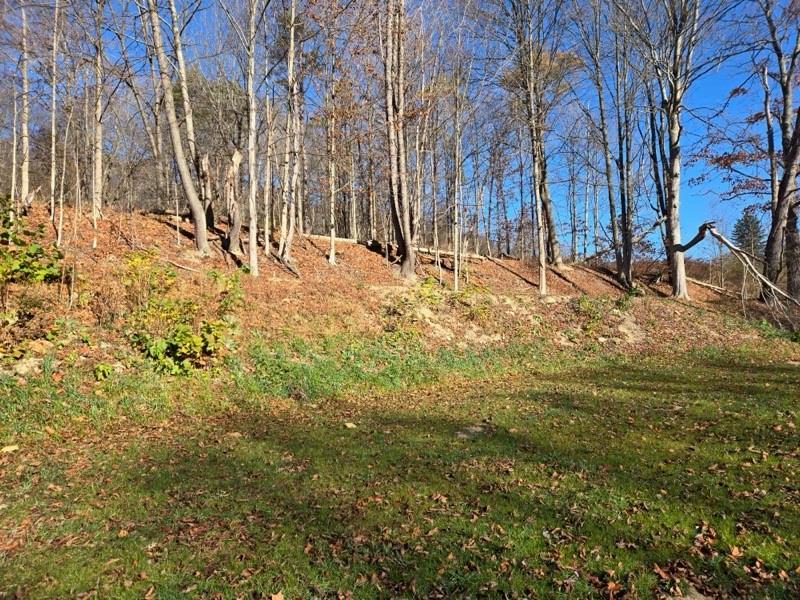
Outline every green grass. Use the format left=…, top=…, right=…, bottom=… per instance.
left=1, top=340, right=799, bottom=598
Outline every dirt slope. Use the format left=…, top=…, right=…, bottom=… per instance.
left=6, top=206, right=798, bottom=364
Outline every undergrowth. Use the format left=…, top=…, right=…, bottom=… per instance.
left=121, top=252, right=243, bottom=374
left=238, top=330, right=535, bottom=403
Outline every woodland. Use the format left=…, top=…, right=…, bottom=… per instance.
left=1, top=0, right=800, bottom=598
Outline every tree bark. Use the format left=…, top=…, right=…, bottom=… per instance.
left=225, top=149, right=243, bottom=255
left=49, top=0, right=61, bottom=221
left=382, top=0, right=416, bottom=278
left=146, top=0, right=209, bottom=254
left=20, top=5, right=30, bottom=212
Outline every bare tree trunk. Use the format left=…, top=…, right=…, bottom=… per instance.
left=168, top=0, right=202, bottom=200
left=277, top=0, right=298, bottom=265
left=200, top=154, right=214, bottom=227
left=349, top=147, right=358, bottom=241
left=297, top=106, right=306, bottom=236
left=92, top=14, right=104, bottom=249
left=57, top=104, right=74, bottom=247
left=367, top=109, right=377, bottom=241
left=225, top=149, right=243, bottom=255
left=146, top=0, right=209, bottom=254
left=49, top=0, right=61, bottom=221
left=327, top=90, right=337, bottom=265
left=382, top=0, right=416, bottom=278
left=787, top=203, right=800, bottom=300
left=10, top=79, right=18, bottom=219
left=20, top=5, right=30, bottom=212
left=532, top=137, right=547, bottom=297
left=666, top=106, right=688, bottom=299
left=245, top=2, right=259, bottom=276
left=452, top=80, right=462, bottom=292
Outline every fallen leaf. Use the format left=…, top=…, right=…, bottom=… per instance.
left=344, top=422, right=357, bottom=429
left=653, top=564, right=670, bottom=580
left=1, top=445, right=19, bottom=454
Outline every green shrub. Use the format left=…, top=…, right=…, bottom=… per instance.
left=573, top=294, right=607, bottom=333
left=120, top=254, right=240, bottom=374
left=0, top=200, right=62, bottom=307
left=209, top=268, right=244, bottom=316
left=120, top=250, right=176, bottom=310
left=753, top=319, right=799, bottom=343
left=449, top=284, right=492, bottom=322
left=94, top=362, right=113, bottom=382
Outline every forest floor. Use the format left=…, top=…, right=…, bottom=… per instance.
left=1, top=208, right=800, bottom=598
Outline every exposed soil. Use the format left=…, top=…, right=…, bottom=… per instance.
left=6, top=206, right=798, bottom=365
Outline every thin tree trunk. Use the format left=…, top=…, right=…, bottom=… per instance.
left=245, top=2, right=259, bottom=276
left=263, top=98, right=274, bottom=252
left=146, top=0, right=209, bottom=254
left=49, top=0, right=61, bottom=221
left=10, top=79, right=18, bottom=219
left=20, top=6, right=30, bottom=211
left=92, top=21, right=104, bottom=249
left=168, top=0, right=201, bottom=197
left=278, top=0, right=298, bottom=264
left=57, top=103, right=74, bottom=247
left=327, top=89, right=337, bottom=265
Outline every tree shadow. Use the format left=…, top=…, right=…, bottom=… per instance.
left=102, top=362, right=799, bottom=598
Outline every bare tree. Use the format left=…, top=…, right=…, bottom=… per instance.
left=381, top=0, right=416, bottom=278
left=614, top=0, right=741, bottom=299
left=19, top=3, right=29, bottom=212
left=145, top=0, right=210, bottom=254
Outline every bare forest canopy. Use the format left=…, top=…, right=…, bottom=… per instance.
left=2, top=0, right=800, bottom=303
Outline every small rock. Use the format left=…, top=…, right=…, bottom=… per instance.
left=13, top=357, right=43, bottom=377
left=27, top=339, right=55, bottom=355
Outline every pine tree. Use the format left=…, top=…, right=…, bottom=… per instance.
left=732, top=210, right=766, bottom=258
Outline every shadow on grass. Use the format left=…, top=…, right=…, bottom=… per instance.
left=4, top=355, right=799, bottom=599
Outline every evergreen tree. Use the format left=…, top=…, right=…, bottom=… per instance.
left=732, top=210, right=766, bottom=258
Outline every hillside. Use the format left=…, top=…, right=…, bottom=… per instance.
left=3, top=206, right=794, bottom=371
left=2, top=209, right=800, bottom=600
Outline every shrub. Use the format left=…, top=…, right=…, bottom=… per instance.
left=121, top=253, right=239, bottom=374
left=449, top=284, right=492, bottom=322
left=753, top=319, right=799, bottom=343
left=120, top=250, right=176, bottom=311
left=0, top=199, right=62, bottom=307
left=94, top=362, right=113, bottom=382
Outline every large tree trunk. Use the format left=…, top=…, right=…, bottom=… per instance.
left=225, top=149, right=243, bottom=255
left=382, top=0, right=416, bottom=278
left=666, top=107, right=689, bottom=299
left=787, top=202, right=800, bottom=300
left=146, top=0, right=209, bottom=254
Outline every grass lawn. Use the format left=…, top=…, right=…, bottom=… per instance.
left=1, top=344, right=799, bottom=598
